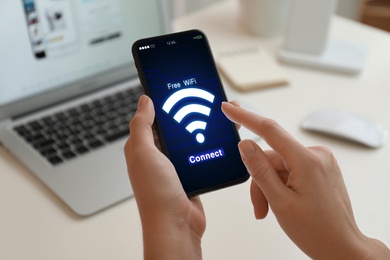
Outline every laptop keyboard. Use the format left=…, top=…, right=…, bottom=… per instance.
left=13, top=86, right=143, bottom=165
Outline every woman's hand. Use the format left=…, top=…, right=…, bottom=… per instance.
left=124, top=95, right=206, bottom=260
left=222, top=102, right=390, bottom=260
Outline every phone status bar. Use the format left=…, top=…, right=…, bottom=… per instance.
left=139, top=33, right=203, bottom=51
left=138, top=44, right=155, bottom=50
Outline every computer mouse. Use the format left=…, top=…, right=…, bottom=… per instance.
left=301, top=109, right=388, bottom=148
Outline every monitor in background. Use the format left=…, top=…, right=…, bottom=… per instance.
left=0, top=0, right=167, bottom=107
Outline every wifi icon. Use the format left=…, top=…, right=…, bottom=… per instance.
left=162, top=88, right=215, bottom=144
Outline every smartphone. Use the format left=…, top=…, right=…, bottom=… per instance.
left=132, top=30, right=249, bottom=196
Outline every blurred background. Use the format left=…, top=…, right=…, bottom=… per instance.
left=170, top=0, right=390, bottom=32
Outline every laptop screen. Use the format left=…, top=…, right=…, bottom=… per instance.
left=0, top=0, right=167, bottom=107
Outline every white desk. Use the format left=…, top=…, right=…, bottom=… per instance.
left=1, top=1, right=389, bottom=259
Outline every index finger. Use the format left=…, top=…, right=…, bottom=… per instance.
left=221, top=102, right=307, bottom=162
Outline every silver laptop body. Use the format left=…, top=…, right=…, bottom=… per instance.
left=0, top=0, right=169, bottom=216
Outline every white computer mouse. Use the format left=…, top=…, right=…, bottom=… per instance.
left=301, top=109, right=388, bottom=148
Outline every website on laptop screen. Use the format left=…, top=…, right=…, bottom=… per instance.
left=0, top=0, right=164, bottom=106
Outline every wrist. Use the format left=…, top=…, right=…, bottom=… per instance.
left=337, top=231, right=390, bottom=260
left=142, top=215, right=203, bottom=260
left=360, top=237, right=390, bottom=260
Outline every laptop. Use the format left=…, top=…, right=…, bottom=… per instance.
left=0, top=0, right=169, bottom=216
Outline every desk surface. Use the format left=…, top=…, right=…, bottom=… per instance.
left=1, top=1, right=390, bottom=259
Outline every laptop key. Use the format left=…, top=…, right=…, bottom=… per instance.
left=75, top=145, right=89, bottom=154
left=62, top=150, right=76, bottom=159
left=28, top=121, right=43, bottom=131
left=14, top=125, right=29, bottom=135
left=40, top=147, right=57, bottom=157
left=48, top=155, right=63, bottom=165
left=87, top=139, right=104, bottom=148
left=56, top=142, right=70, bottom=150
left=33, top=139, right=55, bottom=149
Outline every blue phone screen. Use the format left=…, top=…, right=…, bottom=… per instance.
left=133, top=30, right=248, bottom=195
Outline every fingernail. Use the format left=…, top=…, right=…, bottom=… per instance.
left=222, top=101, right=234, bottom=108
left=238, top=140, right=256, bottom=161
left=138, top=95, right=148, bottom=108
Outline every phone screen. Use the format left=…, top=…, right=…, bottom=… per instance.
left=22, top=0, right=46, bottom=59
left=132, top=30, right=249, bottom=196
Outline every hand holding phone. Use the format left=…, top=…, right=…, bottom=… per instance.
left=132, top=30, right=249, bottom=196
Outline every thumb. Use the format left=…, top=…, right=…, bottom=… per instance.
left=238, top=140, right=287, bottom=204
